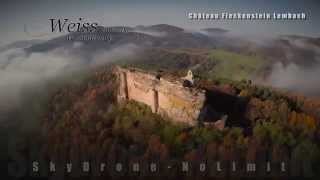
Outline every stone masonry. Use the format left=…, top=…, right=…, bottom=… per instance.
left=114, top=66, right=206, bottom=126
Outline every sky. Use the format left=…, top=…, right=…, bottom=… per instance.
left=1, top=0, right=320, bottom=45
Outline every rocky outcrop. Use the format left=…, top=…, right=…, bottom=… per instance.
left=114, top=66, right=206, bottom=126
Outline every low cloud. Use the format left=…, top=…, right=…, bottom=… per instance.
left=132, top=30, right=167, bottom=37
left=0, top=41, right=139, bottom=125
left=91, top=43, right=140, bottom=65
left=267, top=62, right=320, bottom=96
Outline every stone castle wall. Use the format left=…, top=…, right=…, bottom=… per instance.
left=115, top=66, right=206, bottom=126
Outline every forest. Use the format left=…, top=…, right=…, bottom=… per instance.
left=33, top=65, right=320, bottom=178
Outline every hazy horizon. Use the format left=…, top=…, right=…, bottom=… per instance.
left=1, top=0, right=320, bottom=45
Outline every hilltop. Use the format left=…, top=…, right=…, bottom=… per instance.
left=37, top=64, right=320, bottom=177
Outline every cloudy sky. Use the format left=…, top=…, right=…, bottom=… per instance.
left=1, top=0, right=320, bottom=45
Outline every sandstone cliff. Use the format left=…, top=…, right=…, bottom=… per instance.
left=114, top=66, right=206, bottom=126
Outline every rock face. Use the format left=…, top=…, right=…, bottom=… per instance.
left=115, top=66, right=206, bottom=126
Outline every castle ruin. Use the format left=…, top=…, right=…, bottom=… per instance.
left=114, top=66, right=226, bottom=128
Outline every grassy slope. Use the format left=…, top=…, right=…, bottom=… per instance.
left=121, top=48, right=267, bottom=83
left=207, top=49, right=266, bottom=81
